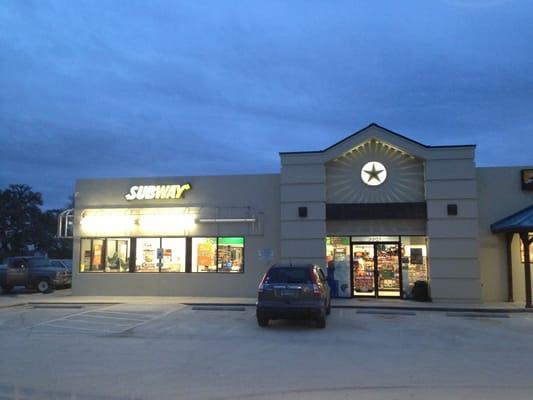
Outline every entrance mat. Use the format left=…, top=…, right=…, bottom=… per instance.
left=445, top=312, right=510, bottom=318
left=191, top=306, right=246, bottom=312
left=356, top=310, right=416, bottom=316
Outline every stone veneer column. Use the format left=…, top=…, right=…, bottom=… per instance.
left=425, top=149, right=481, bottom=303
left=279, top=154, right=327, bottom=268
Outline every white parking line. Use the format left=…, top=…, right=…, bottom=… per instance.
left=76, top=313, right=148, bottom=322
left=39, top=323, right=105, bottom=332
left=21, top=305, right=121, bottom=331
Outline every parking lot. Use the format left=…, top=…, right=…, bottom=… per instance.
left=1, top=302, right=533, bottom=400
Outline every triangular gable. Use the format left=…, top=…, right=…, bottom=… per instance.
left=322, top=123, right=432, bottom=161
left=280, top=123, right=476, bottom=164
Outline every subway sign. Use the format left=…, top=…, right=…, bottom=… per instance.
left=124, top=184, right=191, bottom=201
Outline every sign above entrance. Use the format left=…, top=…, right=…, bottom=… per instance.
left=124, top=184, right=191, bottom=201
left=361, top=161, right=387, bottom=186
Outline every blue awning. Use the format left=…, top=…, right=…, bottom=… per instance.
left=491, top=205, right=533, bottom=234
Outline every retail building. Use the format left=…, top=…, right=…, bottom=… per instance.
left=68, top=124, right=533, bottom=304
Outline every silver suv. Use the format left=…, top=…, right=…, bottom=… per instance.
left=256, top=264, right=331, bottom=329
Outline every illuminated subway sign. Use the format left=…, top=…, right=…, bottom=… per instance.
left=124, top=184, right=191, bottom=201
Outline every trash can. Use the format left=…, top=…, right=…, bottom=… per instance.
left=412, top=280, right=431, bottom=302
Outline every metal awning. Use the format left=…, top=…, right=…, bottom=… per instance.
left=491, top=205, right=533, bottom=234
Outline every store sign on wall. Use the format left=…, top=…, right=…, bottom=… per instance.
left=361, top=161, right=387, bottom=186
left=124, top=184, right=191, bottom=201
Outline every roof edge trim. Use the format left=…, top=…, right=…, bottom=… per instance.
left=279, top=123, right=476, bottom=155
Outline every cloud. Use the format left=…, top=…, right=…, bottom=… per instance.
left=1, top=0, right=532, bottom=208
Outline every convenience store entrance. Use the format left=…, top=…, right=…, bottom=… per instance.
left=352, top=242, right=401, bottom=298
left=326, top=236, right=428, bottom=299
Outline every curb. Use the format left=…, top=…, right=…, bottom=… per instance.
left=331, top=304, right=533, bottom=313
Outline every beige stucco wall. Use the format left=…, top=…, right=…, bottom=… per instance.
left=279, top=158, right=326, bottom=267
left=477, top=167, right=533, bottom=303
left=280, top=125, right=482, bottom=303
left=72, top=174, right=280, bottom=297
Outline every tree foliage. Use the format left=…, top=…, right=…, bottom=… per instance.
left=0, top=184, right=72, bottom=261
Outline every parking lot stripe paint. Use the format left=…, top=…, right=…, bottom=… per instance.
left=445, top=313, right=511, bottom=318
left=80, top=313, right=148, bottom=322
left=41, top=323, right=106, bottom=332
left=357, top=310, right=416, bottom=316
left=192, top=306, right=246, bottom=312
left=20, top=304, right=122, bottom=331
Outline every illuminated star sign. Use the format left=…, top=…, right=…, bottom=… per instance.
left=361, top=161, right=387, bottom=186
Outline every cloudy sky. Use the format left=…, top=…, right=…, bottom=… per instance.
left=1, top=0, right=532, bottom=209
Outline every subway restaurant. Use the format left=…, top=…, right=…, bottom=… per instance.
left=67, top=124, right=533, bottom=304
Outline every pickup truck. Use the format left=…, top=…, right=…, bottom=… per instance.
left=0, top=256, right=72, bottom=294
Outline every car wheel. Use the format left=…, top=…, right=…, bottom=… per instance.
left=37, top=279, right=52, bottom=294
left=316, top=315, right=326, bottom=329
left=326, top=300, right=331, bottom=315
left=1, top=285, right=13, bottom=294
left=257, top=314, right=269, bottom=327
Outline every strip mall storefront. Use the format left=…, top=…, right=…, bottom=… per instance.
left=70, top=124, right=533, bottom=304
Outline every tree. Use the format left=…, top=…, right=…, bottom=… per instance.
left=0, top=184, right=43, bottom=259
left=0, top=184, right=73, bottom=260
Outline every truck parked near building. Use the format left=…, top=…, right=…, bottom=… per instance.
left=0, top=256, right=71, bottom=294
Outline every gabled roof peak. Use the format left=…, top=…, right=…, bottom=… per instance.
left=280, top=123, right=476, bottom=156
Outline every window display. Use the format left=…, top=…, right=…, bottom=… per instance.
left=81, top=236, right=244, bottom=274
left=326, top=237, right=351, bottom=298
left=401, top=236, right=428, bottom=297
left=80, top=238, right=105, bottom=272
left=161, top=238, right=186, bottom=272
left=376, top=243, right=400, bottom=297
left=135, top=238, right=186, bottom=272
left=105, top=238, right=130, bottom=272
left=192, top=238, right=217, bottom=272
left=136, top=238, right=160, bottom=272
left=217, top=237, right=244, bottom=273
left=352, top=244, right=375, bottom=296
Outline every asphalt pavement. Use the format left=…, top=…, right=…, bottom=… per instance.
left=0, top=300, right=532, bottom=399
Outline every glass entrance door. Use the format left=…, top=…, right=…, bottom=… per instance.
left=352, top=242, right=401, bottom=298
left=352, top=244, right=375, bottom=297
left=376, top=243, right=400, bottom=298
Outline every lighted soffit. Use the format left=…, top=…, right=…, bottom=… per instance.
left=328, top=139, right=417, bottom=163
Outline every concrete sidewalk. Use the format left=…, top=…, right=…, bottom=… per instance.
left=1, top=290, right=531, bottom=312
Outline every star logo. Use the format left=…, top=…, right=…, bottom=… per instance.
left=361, top=161, right=387, bottom=186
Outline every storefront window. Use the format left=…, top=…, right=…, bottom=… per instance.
left=79, top=238, right=110, bottom=272
left=326, top=237, right=351, bottom=298
left=136, top=238, right=160, bottom=272
left=217, top=237, right=244, bottom=273
left=135, top=238, right=186, bottom=272
left=105, top=238, right=130, bottom=272
left=81, top=236, right=243, bottom=274
left=401, top=236, right=428, bottom=297
left=192, top=238, right=217, bottom=272
left=161, top=238, right=186, bottom=272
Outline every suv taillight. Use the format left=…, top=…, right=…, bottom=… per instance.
left=258, top=273, right=267, bottom=293
left=310, top=268, right=320, bottom=297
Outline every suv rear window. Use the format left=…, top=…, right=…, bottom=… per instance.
left=264, top=267, right=313, bottom=284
